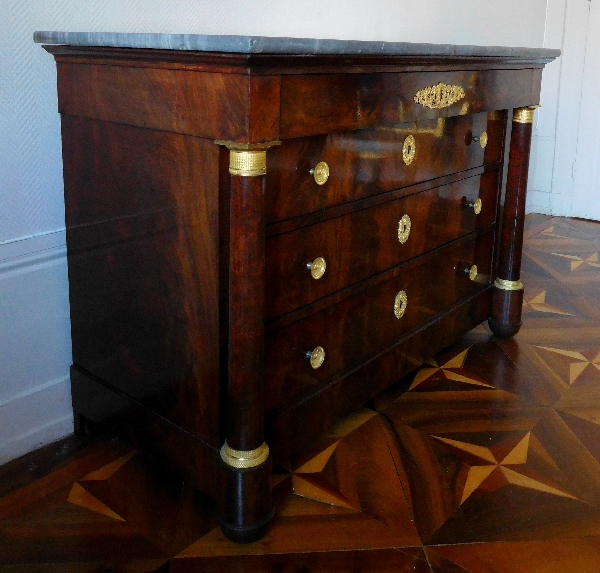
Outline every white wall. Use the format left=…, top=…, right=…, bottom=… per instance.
left=527, top=0, right=600, bottom=220
left=1, top=0, right=550, bottom=464
left=568, top=0, right=600, bottom=220
left=548, top=0, right=591, bottom=217
left=0, top=232, right=73, bottom=464
left=526, top=0, right=567, bottom=214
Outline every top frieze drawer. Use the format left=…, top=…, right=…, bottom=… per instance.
left=279, top=68, right=540, bottom=138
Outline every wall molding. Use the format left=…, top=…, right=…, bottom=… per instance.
left=0, top=230, right=66, bottom=281
left=0, top=374, right=70, bottom=409
left=0, top=228, right=66, bottom=257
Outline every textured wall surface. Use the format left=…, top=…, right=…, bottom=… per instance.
left=1, top=0, right=551, bottom=464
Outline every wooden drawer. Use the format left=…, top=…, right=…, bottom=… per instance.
left=279, top=68, right=540, bottom=138
left=265, top=231, right=494, bottom=415
left=266, top=112, right=504, bottom=223
left=265, top=169, right=499, bottom=320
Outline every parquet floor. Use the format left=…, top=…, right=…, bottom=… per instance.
left=2, top=215, right=600, bottom=572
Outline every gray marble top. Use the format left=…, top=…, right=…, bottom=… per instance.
left=33, top=31, right=560, bottom=60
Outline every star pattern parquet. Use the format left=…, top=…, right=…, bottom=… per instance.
left=2, top=215, right=600, bottom=572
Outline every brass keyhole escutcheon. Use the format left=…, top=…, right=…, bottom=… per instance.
left=402, top=135, right=416, bottom=166
left=311, top=161, right=330, bottom=185
left=306, top=346, right=325, bottom=369
left=466, top=265, right=478, bottom=281
left=307, top=257, right=326, bottom=279
left=398, top=214, right=412, bottom=244
left=467, top=197, right=482, bottom=215
left=394, top=290, right=408, bottom=319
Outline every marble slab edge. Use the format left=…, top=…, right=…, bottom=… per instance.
left=33, top=31, right=561, bottom=60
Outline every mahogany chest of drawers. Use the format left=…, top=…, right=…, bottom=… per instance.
left=38, top=33, right=558, bottom=541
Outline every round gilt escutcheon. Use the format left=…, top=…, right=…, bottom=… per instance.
left=394, top=290, right=408, bottom=319
left=398, top=214, right=412, bottom=244
left=473, top=198, right=482, bottom=215
left=308, top=346, right=326, bottom=369
left=403, top=135, right=416, bottom=166
left=312, top=161, right=330, bottom=185
left=479, top=131, right=488, bottom=149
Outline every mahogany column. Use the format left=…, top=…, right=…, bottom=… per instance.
left=215, top=142, right=279, bottom=542
left=489, top=107, right=536, bottom=338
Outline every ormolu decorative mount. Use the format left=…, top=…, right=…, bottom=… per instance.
left=215, top=141, right=281, bottom=177
left=220, top=442, right=270, bottom=469
left=414, top=83, right=466, bottom=109
left=494, top=278, right=524, bottom=291
left=513, top=106, right=539, bottom=124
left=397, top=214, right=412, bottom=244
left=402, top=135, right=416, bottom=165
left=394, top=290, right=408, bottom=319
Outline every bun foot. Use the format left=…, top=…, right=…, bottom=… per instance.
left=489, top=283, right=524, bottom=339
left=216, top=505, right=275, bottom=543
left=488, top=317, right=522, bottom=338
left=216, top=451, right=274, bottom=543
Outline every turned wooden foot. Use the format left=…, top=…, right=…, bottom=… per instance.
left=489, top=283, right=524, bottom=338
left=216, top=451, right=274, bottom=543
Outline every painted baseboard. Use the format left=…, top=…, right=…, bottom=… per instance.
left=0, top=230, right=74, bottom=465
left=526, top=189, right=552, bottom=215
left=0, top=415, right=73, bottom=466
left=0, top=374, right=73, bottom=465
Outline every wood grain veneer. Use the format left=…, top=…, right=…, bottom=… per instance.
left=43, top=42, right=556, bottom=541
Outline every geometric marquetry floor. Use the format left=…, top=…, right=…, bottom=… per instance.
left=2, top=215, right=600, bottom=572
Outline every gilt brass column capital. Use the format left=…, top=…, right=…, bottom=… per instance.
left=513, top=106, right=539, bottom=124
left=215, top=140, right=281, bottom=177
